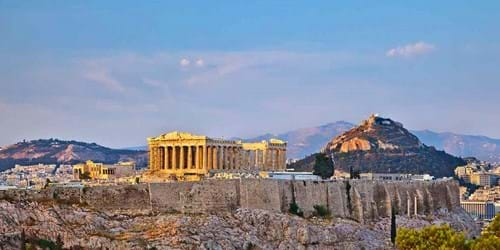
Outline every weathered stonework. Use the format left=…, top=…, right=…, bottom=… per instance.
left=0, top=179, right=464, bottom=224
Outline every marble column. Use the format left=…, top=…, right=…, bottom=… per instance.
left=274, top=149, right=278, bottom=170
left=223, top=146, right=228, bottom=169
left=230, top=147, right=235, bottom=169
left=153, top=147, right=160, bottom=169
left=172, top=146, right=177, bottom=169
left=179, top=145, right=185, bottom=169
left=149, top=146, right=154, bottom=170
left=213, top=146, right=218, bottom=169
left=203, top=145, right=208, bottom=170
left=265, top=150, right=269, bottom=170
left=280, top=149, right=284, bottom=170
left=159, top=147, right=163, bottom=169
left=208, top=146, right=213, bottom=170
left=188, top=145, right=193, bottom=169
left=229, top=147, right=233, bottom=169
left=254, top=150, right=258, bottom=168
left=235, top=147, right=240, bottom=169
left=218, top=146, right=223, bottom=170
left=233, top=147, right=237, bottom=169
left=163, top=146, right=170, bottom=169
left=195, top=145, right=200, bottom=169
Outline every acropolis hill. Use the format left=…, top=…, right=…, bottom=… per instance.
left=0, top=179, right=479, bottom=248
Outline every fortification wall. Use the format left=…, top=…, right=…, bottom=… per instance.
left=0, top=179, right=462, bottom=223
left=149, top=180, right=240, bottom=213
left=239, top=179, right=282, bottom=212
left=81, top=184, right=150, bottom=211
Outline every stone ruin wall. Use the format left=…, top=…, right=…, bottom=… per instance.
left=0, top=179, right=461, bottom=223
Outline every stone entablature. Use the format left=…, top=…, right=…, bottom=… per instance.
left=147, top=131, right=287, bottom=178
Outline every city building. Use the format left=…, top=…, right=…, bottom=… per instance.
left=470, top=172, right=499, bottom=187
left=73, top=160, right=136, bottom=180
left=359, top=173, right=434, bottom=181
left=267, top=171, right=322, bottom=181
left=147, top=131, right=287, bottom=179
left=468, top=186, right=500, bottom=202
left=455, top=165, right=477, bottom=183
left=460, top=200, right=496, bottom=220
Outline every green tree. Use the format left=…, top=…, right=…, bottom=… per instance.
left=20, top=229, right=26, bottom=250
left=395, top=214, right=500, bottom=250
left=313, top=153, right=334, bottom=179
left=288, top=202, right=303, bottom=217
left=396, top=224, right=467, bottom=250
left=313, top=204, right=331, bottom=218
left=390, top=205, right=397, bottom=245
left=349, top=166, right=360, bottom=179
left=470, top=213, right=500, bottom=250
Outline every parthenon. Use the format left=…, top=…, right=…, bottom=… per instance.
left=147, top=131, right=287, bottom=178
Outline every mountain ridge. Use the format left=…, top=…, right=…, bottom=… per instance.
left=305, top=115, right=466, bottom=177
left=0, top=138, right=147, bottom=171
left=122, top=123, right=500, bottom=163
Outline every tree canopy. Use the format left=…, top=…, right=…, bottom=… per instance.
left=396, top=213, right=500, bottom=250
left=313, top=153, right=334, bottom=179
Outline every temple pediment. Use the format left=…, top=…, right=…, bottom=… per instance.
left=149, top=131, right=207, bottom=141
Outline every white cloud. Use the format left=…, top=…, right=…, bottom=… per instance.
left=386, top=42, right=435, bottom=58
left=195, top=59, right=205, bottom=67
left=179, top=58, right=190, bottom=67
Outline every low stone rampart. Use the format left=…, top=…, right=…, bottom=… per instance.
left=81, top=184, right=150, bottom=211
left=149, top=180, right=240, bottom=213
left=0, top=179, right=462, bottom=222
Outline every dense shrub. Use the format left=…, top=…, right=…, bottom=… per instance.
left=313, top=204, right=331, bottom=218
left=289, top=202, right=303, bottom=217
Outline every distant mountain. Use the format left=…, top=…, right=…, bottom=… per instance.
left=122, top=145, right=148, bottom=151
left=125, top=121, right=500, bottom=165
left=240, top=121, right=355, bottom=159
left=292, top=115, right=466, bottom=177
left=412, top=130, right=500, bottom=164
left=239, top=123, right=500, bottom=164
left=0, top=139, right=148, bottom=171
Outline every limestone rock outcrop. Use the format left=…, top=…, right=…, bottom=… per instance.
left=0, top=200, right=478, bottom=250
left=320, top=115, right=466, bottom=177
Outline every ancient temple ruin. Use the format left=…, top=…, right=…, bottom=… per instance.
left=147, top=131, right=287, bottom=179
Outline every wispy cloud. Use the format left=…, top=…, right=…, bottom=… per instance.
left=386, top=42, right=436, bottom=58
left=82, top=68, right=125, bottom=92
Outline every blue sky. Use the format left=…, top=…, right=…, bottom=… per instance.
left=1, top=1, right=499, bottom=147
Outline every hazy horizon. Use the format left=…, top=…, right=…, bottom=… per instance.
left=1, top=1, right=500, bottom=148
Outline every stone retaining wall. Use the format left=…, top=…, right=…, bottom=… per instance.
left=0, top=179, right=461, bottom=222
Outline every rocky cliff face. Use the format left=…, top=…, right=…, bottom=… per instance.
left=0, top=139, right=148, bottom=171
left=0, top=200, right=478, bottom=250
left=322, top=115, right=466, bottom=177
